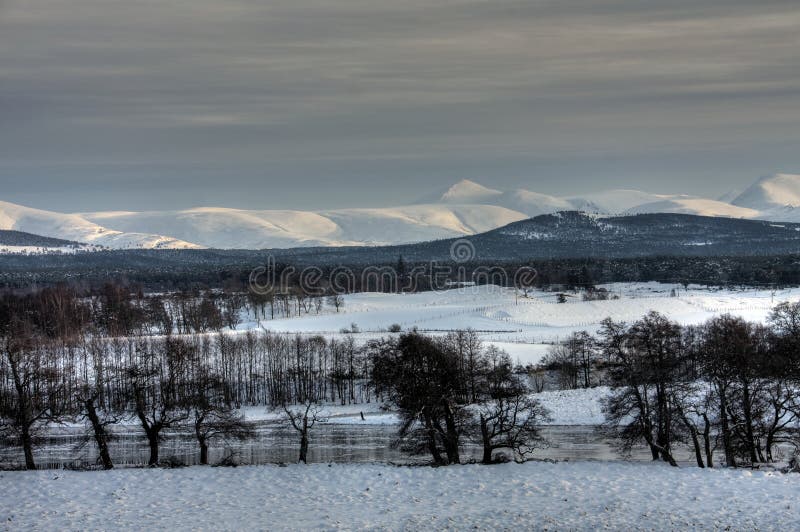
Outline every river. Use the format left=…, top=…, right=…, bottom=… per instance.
left=0, top=423, right=703, bottom=469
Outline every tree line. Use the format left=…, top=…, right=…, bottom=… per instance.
left=5, top=251, right=800, bottom=293
left=542, top=306, right=800, bottom=468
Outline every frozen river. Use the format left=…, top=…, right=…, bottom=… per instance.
left=0, top=422, right=702, bottom=469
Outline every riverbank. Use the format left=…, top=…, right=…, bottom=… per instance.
left=1, top=461, right=796, bottom=530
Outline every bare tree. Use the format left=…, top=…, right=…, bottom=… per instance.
left=370, top=333, right=470, bottom=465
left=280, top=402, right=326, bottom=463
left=77, top=385, right=118, bottom=470
left=326, top=295, right=344, bottom=313
left=0, top=334, right=69, bottom=470
left=190, top=368, right=255, bottom=465
left=543, top=343, right=579, bottom=390
left=600, top=314, right=682, bottom=467
left=671, top=381, right=714, bottom=468
left=126, top=338, right=190, bottom=466
left=476, top=355, right=550, bottom=463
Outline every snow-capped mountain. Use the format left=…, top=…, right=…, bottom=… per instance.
left=732, top=173, right=800, bottom=211
left=2, top=173, right=799, bottom=250
left=434, top=180, right=504, bottom=204
left=423, top=179, right=783, bottom=219
left=566, top=189, right=675, bottom=214
left=728, top=173, right=800, bottom=223
left=0, top=200, right=199, bottom=249
left=82, top=204, right=526, bottom=249
left=622, top=198, right=759, bottom=218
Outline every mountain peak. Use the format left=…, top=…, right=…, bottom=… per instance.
left=732, top=173, right=800, bottom=211
left=439, top=179, right=503, bottom=204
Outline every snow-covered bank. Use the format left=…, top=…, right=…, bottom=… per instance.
left=234, top=387, right=609, bottom=427
left=536, top=387, right=608, bottom=426
left=1, top=462, right=796, bottom=530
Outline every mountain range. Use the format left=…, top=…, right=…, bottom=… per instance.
left=1, top=173, right=799, bottom=250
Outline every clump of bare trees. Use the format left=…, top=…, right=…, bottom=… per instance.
left=543, top=331, right=599, bottom=389
left=600, top=309, right=800, bottom=468
left=370, top=331, right=550, bottom=465
left=477, top=355, right=551, bottom=463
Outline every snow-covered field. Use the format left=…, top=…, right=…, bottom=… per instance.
left=247, top=282, right=800, bottom=366
left=0, top=244, right=100, bottom=255
left=2, top=462, right=796, bottom=530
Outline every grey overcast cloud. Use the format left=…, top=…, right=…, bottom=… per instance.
left=0, top=0, right=799, bottom=211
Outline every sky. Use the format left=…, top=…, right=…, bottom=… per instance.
left=1, top=0, right=799, bottom=212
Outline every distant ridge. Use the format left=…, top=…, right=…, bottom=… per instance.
left=2, top=172, right=800, bottom=250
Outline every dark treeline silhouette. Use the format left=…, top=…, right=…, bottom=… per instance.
left=370, top=330, right=550, bottom=465
left=599, top=308, right=800, bottom=468
left=4, top=252, right=800, bottom=292
left=541, top=308, right=800, bottom=468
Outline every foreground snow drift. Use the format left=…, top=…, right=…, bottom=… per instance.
left=1, top=462, right=796, bottom=530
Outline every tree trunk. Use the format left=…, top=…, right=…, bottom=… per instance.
left=425, top=416, right=446, bottom=465
left=21, top=424, right=36, bottom=470
left=766, top=432, right=775, bottom=463
left=147, top=432, right=159, bottom=466
left=480, top=416, right=493, bottom=464
left=199, top=441, right=209, bottom=465
left=644, top=433, right=677, bottom=467
left=299, top=433, right=309, bottom=464
left=85, top=397, right=113, bottom=470
left=688, top=425, right=704, bottom=468
left=718, top=388, right=736, bottom=467
left=702, top=413, right=713, bottom=468
left=741, top=381, right=758, bottom=464
left=676, top=404, right=703, bottom=468
left=442, top=401, right=460, bottom=465
left=649, top=443, right=660, bottom=461
left=660, top=448, right=678, bottom=467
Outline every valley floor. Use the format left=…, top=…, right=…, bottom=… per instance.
left=1, top=461, right=796, bottom=530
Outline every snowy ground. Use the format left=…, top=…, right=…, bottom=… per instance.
left=237, top=386, right=608, bottom=427
left=0, top=244, right=98, bottom=255
left=1, top=462, right=797, bottom=530
left=238, top=282, right=800, bottom=366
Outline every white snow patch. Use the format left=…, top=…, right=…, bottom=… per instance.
left=1, top=462, right=796, bottom=530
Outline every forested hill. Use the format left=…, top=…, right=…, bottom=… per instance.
left=0, top=230, right=83, bottom=248
left=454, top=212, right=800, bottom=262
left=3, top=212, right=800, bottom=288
left=277, top=211, right=800, bottom=264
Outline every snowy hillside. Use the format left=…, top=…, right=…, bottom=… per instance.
left=423, top=176, right=800, bottom=219
left=435, top=179, right=503, bottom=204
left=429, top=175, right=800, bottom=220
left=0, top=200, right=200, bottom=249
left=83, top=204, right=526, bottom=249
left=623, top=197, right=759, bottom=218
left=732, top=173, right=800, bottom=210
